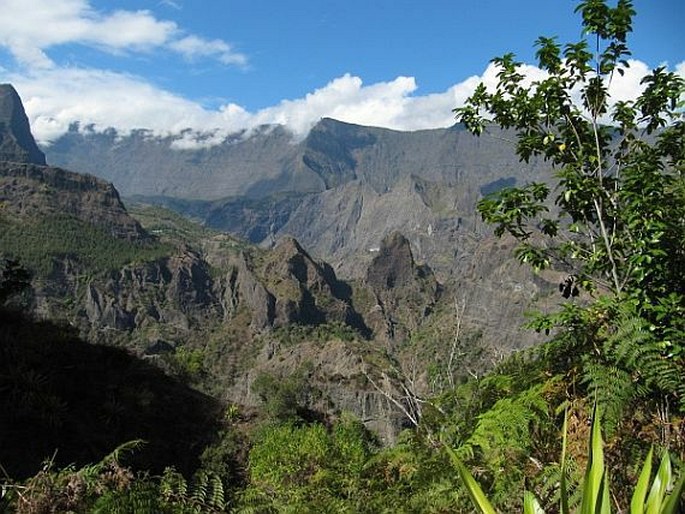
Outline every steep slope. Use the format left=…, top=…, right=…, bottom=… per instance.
left=45, top=124, right=324, bottom=199
left=3, top=86, right=562, bottom=443
left=41, top=111, right=560, bottom=369
left=0, top=99, right=414, bottom=443
left=0, top=84, right=46, bottom=165
left=0, top=163, right=147, bottom=241
left=44, top=118, right=548, bottom=281
left=0, top=308, right=221, bottom=479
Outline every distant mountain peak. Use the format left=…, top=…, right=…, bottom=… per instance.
left=0, top=84, right=46, bottom=165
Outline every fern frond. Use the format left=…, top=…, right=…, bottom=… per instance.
left=209, top=474, right=225, bottom=508
left=191, top=470, right=209, bottom=506
left=581, top=360, right=635, bottom=435
left=603, top=311, right=685, bottom=408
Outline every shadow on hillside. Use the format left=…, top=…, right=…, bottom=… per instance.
left=0, top=309, right=222, bottom=480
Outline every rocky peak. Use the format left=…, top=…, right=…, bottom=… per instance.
left=365, top=232, right=439, bottom=343
left=260, top=236, right=360, bottom=328
left=366, top=232, right=419, bottom=290
left=0, top=84, right=46, bottom=165
left=269, top=236, right=325, bottom=286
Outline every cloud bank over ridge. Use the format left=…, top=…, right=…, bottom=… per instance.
left=1, top=0, right=682, bottom=148
left=10, top=58, right=681, bottom=148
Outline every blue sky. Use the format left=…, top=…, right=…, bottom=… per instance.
left=0, top=0, right=682, bottom=146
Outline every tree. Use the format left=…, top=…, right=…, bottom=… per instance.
left=454, top=0, right=685, bottom=416
left=0, top=257, right=30, bottom=306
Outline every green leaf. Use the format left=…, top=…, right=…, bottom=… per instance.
left=646, top=452, right=672, bottom=514
left=630, top=446, right=654, bottom=514
left=580, top=406, right=605, bottom=514
left=599, top=471, right=612, bottom=514
left=524, top=491, right=546, bottom=514
left=560, top=409, right=570, bottom=514
left=444, top=444, right=498, bottom=514
left=661, top=472, right=685, bottom=514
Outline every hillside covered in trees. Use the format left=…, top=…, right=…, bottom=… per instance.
left=1, top=1, right=683, bottom=512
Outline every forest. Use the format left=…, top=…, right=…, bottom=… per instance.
left=1, top=0, right=683, bottom=512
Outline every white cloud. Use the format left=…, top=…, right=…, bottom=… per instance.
left=5, top=58, right=683, bottom=147
left=158, top=0, right=182, bottom=10
left=8, top=67, right=234, bottom=143
left=169, top=36, right=247, bottom=66
left=0, top=0, right=245, bottom=68
left=676, top=61, right=685, bottom=79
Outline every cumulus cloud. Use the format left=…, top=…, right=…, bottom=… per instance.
left=0, top=0, right=245, bottom=68
left=5, top=58, right=684, bottom=147
left=8, top=67, right=236, bottom=143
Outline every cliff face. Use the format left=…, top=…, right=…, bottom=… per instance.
left=0, top=84, right=46, bottom=165
left=364, top=232, right=439, bottom=345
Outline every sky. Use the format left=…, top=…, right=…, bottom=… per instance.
left=0, top=0, right=683, bottom=147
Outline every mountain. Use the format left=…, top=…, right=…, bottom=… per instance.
left=0, top=84, right=46, bottom=165
left=44, top=118, right=549, bottom=280
left=43, top=115, right=559, bottom=353
left=0, top=85, right=561, bottom=454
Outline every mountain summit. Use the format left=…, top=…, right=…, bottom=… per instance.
left=0, top=84, right=46, bottom=165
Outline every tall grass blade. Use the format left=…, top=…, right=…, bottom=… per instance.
left=524, top=491, right=545, bottom=514
left=646, top=452, right=672, bottom=514
left=598, top=471, right=612, bottom=514
left=630, top=446, right=653, bottom=514
left=444, top=444, right=498, bottom=514
left=560, top=408, right=570, bottom=514
left=580, top=405, right=605, bottom=514
left=660, top=472, right=684, bottom=514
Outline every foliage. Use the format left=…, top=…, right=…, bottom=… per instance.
left=164, top=346, right=208, bottom=384
left=447, top=408, right=685, bottom=513
left=4, top=441, right=141, bottom=514
left=0, top=213, right=171, bottom=275
left=270, top=321, right=361, bottom=347
left=237, top=416, right=378, bottom=513
left=251, top=369, right=314, bottom=422
left=455, top=0, right=684, bottom=415
left=443, top=0, right=685, bottom=509
left=2, top=442, right=233, bottom=514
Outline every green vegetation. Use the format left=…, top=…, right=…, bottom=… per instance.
left=0, top=213, right=171, bottom=275
left=450, top=0, right=684, bottom=507
left=448, top=408, right=685, bottom=513
left=1, top=1, right=683, bottom=512
left=269, top=321, right=361, bottom=347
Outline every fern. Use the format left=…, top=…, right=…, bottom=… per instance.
left=580, top=361, right=636, bottom=436
left=92, top=481, right=163, bottom=514
left=603, top=309, right=685, bottom=410
left=457, top=381, right=554, bottom=486
left=158, top=467, right=228, bottom=513
left=192, top=471, right=209, bottom=506
left=209, top=474, right=225, bottom=508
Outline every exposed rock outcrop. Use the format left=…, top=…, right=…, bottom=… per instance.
left=0, top=84, right=46, bottom=165
left=364, top=232, right=439, bottom=344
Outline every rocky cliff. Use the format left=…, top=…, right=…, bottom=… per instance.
left=0, top=163, right=147, bottom=241
left=0, top=84, right=46, bottom=165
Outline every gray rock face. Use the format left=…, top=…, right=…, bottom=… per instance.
left=365, top=232, right=439, bottom=344
left=41, top=113, right=560, bottom=360
left=0, top=84, right=46, bottom=165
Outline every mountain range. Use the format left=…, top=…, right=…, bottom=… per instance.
left=1, top=83, right=560, bottom=455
